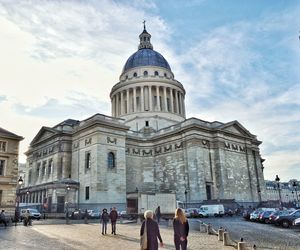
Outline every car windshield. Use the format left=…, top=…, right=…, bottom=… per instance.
left=29, top=209, right=39, bottom=213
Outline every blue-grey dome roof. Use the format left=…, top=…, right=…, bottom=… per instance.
left=122, top=48, right=171, bottom=73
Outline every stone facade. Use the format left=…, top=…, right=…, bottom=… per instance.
left=0, top=127, right=23, bottom=215
left=22, top=27, right=267, bottom=213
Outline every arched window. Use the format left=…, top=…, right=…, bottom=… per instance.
left=107, top=152, right=115, bottom=169
left=133, top=72, right=137, bottom=77
left=164, top=73, right=167, bottom=77
left=154, top=71, right=159, bottom=76
left=144, top=71, right=148, bottom=76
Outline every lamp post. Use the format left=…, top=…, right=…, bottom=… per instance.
left=292, top=181, right=299, bottom=207
left=184, top=189, right=188, bottom=209
left=275, top=175, right=282, bottom=209
left=66, top=185, right=70, bottom=224
left=15, top=176, right=23, bottom=226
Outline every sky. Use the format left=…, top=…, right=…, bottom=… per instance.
left=0, top=0, right=299, bottom=182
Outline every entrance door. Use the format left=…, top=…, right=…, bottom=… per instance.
left=206, top=185, right=212, bottom=200
left=57, top=196, right=65, bottom=213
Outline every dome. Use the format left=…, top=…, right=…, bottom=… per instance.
left=122, top=48, right=171, bottom=73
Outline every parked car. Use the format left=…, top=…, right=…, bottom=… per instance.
left=185, top=208, right=208, bottom=218
left=88, top=209, right=100, bottom=219
left=293, top=217, right=300, bottom=228
left=224, top=208, right=233, bottom=217
left=242, top=209, right=252, bottom=220
left=258, top=210, right=275, bottom=223
left=71, top=209, right=85, bottom=219
left=269, top=210, right=293, bottom=224
left=20, top=208, right=41, bottom=220
left=200, top=204, right=224, bottom=217
left=274, top=209, right=300, bottom=228
left=250, top=210, right=262, bottom=221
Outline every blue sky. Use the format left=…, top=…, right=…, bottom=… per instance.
left=0, top=0, right=299, bottom=181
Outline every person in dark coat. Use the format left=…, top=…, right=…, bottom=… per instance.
left=109, top=207, right=118, bottom=235
left=173, top=208, right=189, bottom=250
left=155, top=206, right=161, bottom=224
left=140, top=210, right=164, bottom=250
left=101, top=208, right=109, bottom=235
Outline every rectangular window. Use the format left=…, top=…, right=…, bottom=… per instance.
left=28, top=170, right=32, bottom=184
left=42, top=161, right=46, bottom=176
left=0, top=141, right=7, bottom=152
left=145, top=121, right=149, bottom=127
left=0, top=160, right=5, bottom=175
left=36, top=163, right=40, bottom=178
left=85, top=186, right=89, bottom=200
left=48, top=159, right=52, bottom=176
left=85, top=152, right=91, bottom=169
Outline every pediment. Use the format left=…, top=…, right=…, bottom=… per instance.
left=220, top=121, right=254, bottom=138
left=30, top=127, right=58, bottom=145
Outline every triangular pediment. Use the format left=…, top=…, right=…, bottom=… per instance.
left=30, top=127, right=58, bottom=145
left=220, top=121, right=254, bottom=137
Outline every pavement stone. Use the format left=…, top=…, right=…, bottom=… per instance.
left=28, top=221, right=234, bottom=250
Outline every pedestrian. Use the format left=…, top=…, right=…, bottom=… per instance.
left=109, top=207, right=118, bottom=235
left=23, top=209, right=32, bottom=226
left=155, top=206, right=161, bottom=224
left=173, top=208, right=189, bottom=250
left=0, top=210, right=7, bottom=227
left=140, top=210, right=164, bottom=250
left=101, top=208, right=109, bottom=235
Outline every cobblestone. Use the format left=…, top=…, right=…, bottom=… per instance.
left=1, top=221, right=234, bottom=250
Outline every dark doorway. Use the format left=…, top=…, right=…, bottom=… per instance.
left=57, top=196, right=65, bottom=213
left=206, top=185, right=212, bottom=200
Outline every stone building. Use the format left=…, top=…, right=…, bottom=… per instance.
left=22, top=26, right=266, bottom=213
left=0, top=127, right=23, bottom=215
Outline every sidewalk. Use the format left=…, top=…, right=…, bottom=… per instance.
left=32, top=222, right=234, bottom=250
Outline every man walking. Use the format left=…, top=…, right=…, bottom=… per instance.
left=0, top=210, right=7, bottom=227
left=109, top=207, right=118, bottom=235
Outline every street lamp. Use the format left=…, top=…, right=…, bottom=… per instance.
left=275, top=175, right=282, bottom=209
left=65, top=185, right=70, bottom=224
left=15, top=176, right=23, bottom=226
left=292, top=181, right=299, bottom=207
left=184, top=189, right=188, bottom=209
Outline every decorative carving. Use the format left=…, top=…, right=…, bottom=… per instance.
left=125, top=148, right=130, bottom=154
left=239, top=146, right=246, bottom=152
left=175, top=142, right=183, bottom=149
left=133, top=148, right=140, bottom=155
left=85, top=138, right=92, bottom=145
left=224, top=141, right=246, bottom=153
left=155, top=147, right=162, bottom=154
left=164, top=145, right=172, bottom=152
left=143, top=149, right=153, bottom=156
left=224, top=142, right=230, bottom=149
left=202, top=140, right=208, bottom=145
left=48, top=147, right=54, bottom=153
left=73, top=142, right=79, bottom=149
left=231, top=144, right=238, bottom=151
left=107, top=137, right=117, bottom=144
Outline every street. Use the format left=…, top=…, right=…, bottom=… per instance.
left=189, top=216, right=300, bottom=249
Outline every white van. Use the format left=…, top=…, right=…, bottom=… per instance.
left=200, top=204, right=225, bottom=217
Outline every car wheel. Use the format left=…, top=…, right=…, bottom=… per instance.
left=281, top=220, right=290, bottom=228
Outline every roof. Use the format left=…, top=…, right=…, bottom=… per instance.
left=122, top=48, right=171, bottom=73
left=0, top=127, right=23, bottom=140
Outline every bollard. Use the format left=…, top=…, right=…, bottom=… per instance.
left=207, top=224, right=212, bottom=234
left=84, top=217, right=88, bottom=224
left=223, top=231, right=229, bottom=246
left=218, top=228, right=224, bottom=241
left=168, top=219, right=173, bottom=227
left=238, top=242, right=247, bottom=250
left=137, top=217, right=141, bottom=224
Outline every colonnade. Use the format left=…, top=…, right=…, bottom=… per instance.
left=111, top=85, right=185, bottom=117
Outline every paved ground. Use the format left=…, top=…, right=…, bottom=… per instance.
left=0, top=220, right=233, bottom=250
left=195, top=216, right=300, bottom=250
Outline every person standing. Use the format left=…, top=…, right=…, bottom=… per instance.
left=101, top=208, right=109, bottom=235
left=140, top=210, right=164, bottom=250
left=109, top=207, right=118, bottom=235
left=155, top=206, right=161, bottom=224
left=0, top=210, right=7, bottom=227
left=173, top=208, right=189, bottom=250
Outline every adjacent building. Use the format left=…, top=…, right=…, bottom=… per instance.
left=22, top=26, right=267, bottom=213
left=0, top=127, right=23, bottom=215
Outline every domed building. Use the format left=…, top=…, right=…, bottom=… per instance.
left=22, top=26, right=266, bottom=214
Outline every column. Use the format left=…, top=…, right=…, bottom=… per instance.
left=116, top=92, right=119, bottom=116
left=170, top=89, right=174, bottom=113
left=133, top=87, right=137, bottom=112
left=126, top=89, right=130, bottom=114
left=149, top=86, right=152, bottom=111
left=140, top=86, right=144, bottom=112
left=156, top=86, right=161, bottom=111
left=179, top=92, right=182, bottom=115
left=120, top=91, right=124, bottom=115
left=175, top=90, right=179, bottom=114
left=112, top=96, right=115, bottom=117
left=163, top=86, right=168, bottom=112
left=182, top=94, right=186, bottom=117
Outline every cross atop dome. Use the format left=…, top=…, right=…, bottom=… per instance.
left=138, top=20, right=153, bottom=50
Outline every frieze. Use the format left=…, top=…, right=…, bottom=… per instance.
left=224, top=142, right=246, bottom=153
left=164, top=145, right=172, bottom=152
left=155, top=147, right=162, bottom=154
left=133, top=148, right=140, bottom=155
left=85, top=138, right=92, bottom=145
left=143, top=149, right=153, bottom=156
left=107, top=137, right=117, bottom=144
left=175, top=142, right=183, bottom=149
